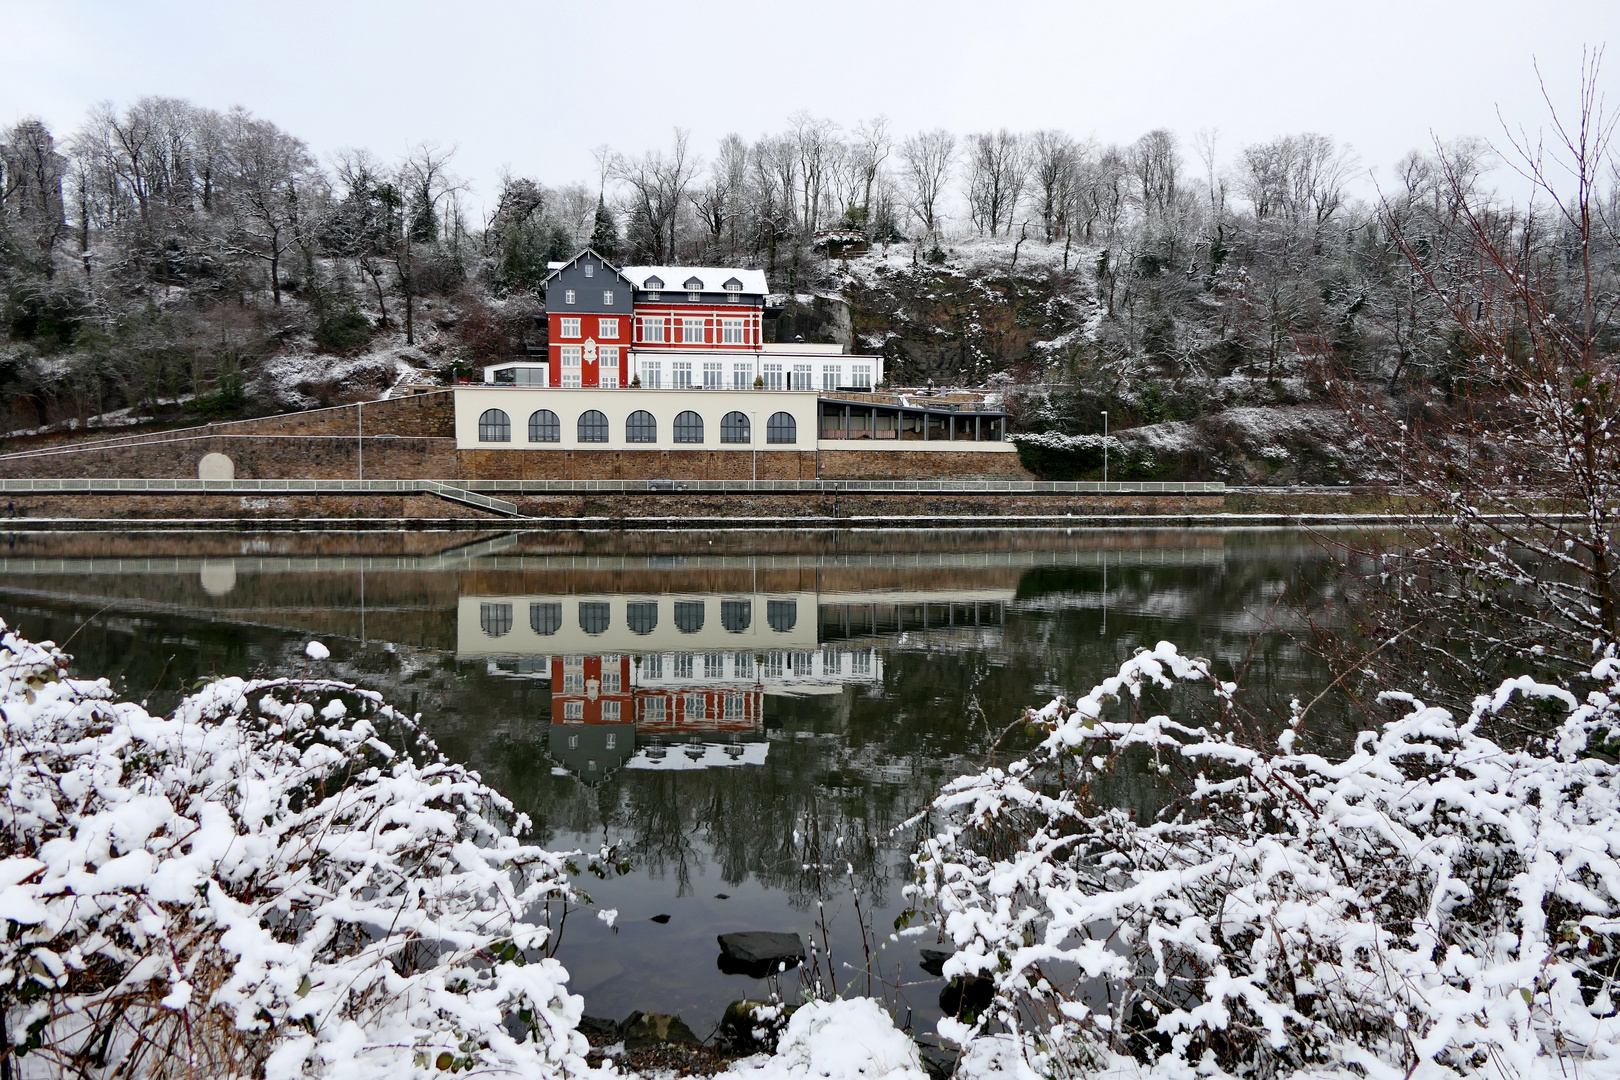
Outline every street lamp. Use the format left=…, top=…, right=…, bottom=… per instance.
left=1101, top=410, right=1108, bottom=487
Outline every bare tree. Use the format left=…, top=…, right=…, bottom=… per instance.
left=1338, top=50, right=1620, bottom=698
left=899, top=129, right=956, bottom=237
left=789, top=112, right=839, bottom=234
left=221, top=108, right=321, bottom=306
left=611, top=128, right=699, bottom=262
left=965, top=129, right=1028, bottom=237
left=1029, top=129, right=1079, bottom=242
left=0, top=119, right=70, bottom=276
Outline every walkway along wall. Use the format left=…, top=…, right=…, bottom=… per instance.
left=0, top=391, right=1033, bottom=482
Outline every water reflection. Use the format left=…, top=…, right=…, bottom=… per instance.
left=0, top=528, right=1348, bottom=1030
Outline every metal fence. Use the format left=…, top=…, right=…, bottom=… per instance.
left=0, top=477, right=1223, bottom=496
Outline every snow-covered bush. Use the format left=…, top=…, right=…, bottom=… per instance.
left=912, top=642, right=1620, bottom=1079
left=0, top=621, right=608, bottom=1080
left=1007, top=432, right=1155, bottom=481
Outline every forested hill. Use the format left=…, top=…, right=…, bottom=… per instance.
left=1, top=98, right=1605, bottom=483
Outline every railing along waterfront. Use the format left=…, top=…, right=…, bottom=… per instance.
left=0, top=477, right=1224, bottom=495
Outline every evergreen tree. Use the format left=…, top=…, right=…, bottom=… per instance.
left=589, top=196, right=618, bottom=259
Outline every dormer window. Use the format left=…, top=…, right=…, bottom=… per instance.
left=584, top=262, right=594, bottom=278
left=684, top=277, right=704, bottom=291
left=644, top=276, right=663, bottom=291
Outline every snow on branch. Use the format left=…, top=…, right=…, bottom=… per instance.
left=0, top=621, right=614, bottom=1080
left=911, top=641, right=1620, bottom=1080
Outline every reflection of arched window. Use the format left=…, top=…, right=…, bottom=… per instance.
left=478, top=409, right=511, bottom=442
left=577, top=410, right=609, bottom=443
left=674, top=601, right=705, bottom=633
left=528, top=409, right=560, bottom=443
left=480, top=602, right=513, bottom=636
left=627, top=602, right=658, bottom=635
left=578, top=602, right=610, bottom=634
left=721, top=411, right=750, bottom=444
left=625, top=410, right=657, bottom=443
left=530, top=602, right=561, bottom=635
left=767, top=412, right=796, bottom=444
left=767, top=599, right=797, bottom=632
left=721, top=600, right=752, bottom=632
left=673, top=410, right=704, bottom=443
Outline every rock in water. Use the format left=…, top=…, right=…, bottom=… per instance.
left=716, top=931, right=806, bottom=978
left=621, top=1011, right=700, bottom=1049
left=577, top=1015, right=620, bottom=1039
left=918, top=948, right=953, bottom=977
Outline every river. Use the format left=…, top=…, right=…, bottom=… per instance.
left=0, top=526, right=1343, bottom=1034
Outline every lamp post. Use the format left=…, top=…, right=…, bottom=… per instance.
left=1101, top=410, right=1108, bottom=487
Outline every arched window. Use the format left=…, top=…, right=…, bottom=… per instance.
left=767, top=599, right=798, bottom=632
left=720, top=412, right=750, bottom=444
left=626, top=602, right=658, bottom=635
left=577, top=410, right=609, bottom=443
left=721, top=600, right=751, bottom=633
left=478, top=409, right=511, bottom=442
left=530, top=602, right=561, bottom=636
left=673, top=410, right=704, bottom=444
left=578, top=602, right=610, bottom=634
left=479, top=602, right=513, bottom=637
left=528, top=409, right=560, bottom=443
left=625, top=410, right=657, bottom=443
left=674, top=601, right=705, bottom=633
left=767, top=411, right=797, bottom=444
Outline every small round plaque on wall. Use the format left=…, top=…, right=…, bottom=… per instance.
left=198, top=453, right=235, bottom=480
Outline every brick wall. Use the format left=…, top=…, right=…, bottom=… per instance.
left=817, top=448, right=1031, bottom=479
left=3, top=491, right=1224, bottom=521
left=454, top=449, right=820, bottom=480
left=0, top=434, right=456, bottom=480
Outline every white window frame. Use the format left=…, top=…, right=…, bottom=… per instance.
left=721, top=318, right=746, bottom=345
left=732, top=363, right=754, bottom=389
left=640, top=317, right=665, bottom=344
left=583, top=263, right=594, bottom=278
left=823, top=365, right=842, bottom=390
left=563, top=700, right=583, bottom=720
left=603, top=290, right=614, bottom=305
left=672, top=361, right=693, bottom=389
left=640, top=361, right=661, bottom=389
left=599, top=345, right=620, bottom=389
left=762, top=363, right=783, bottom=391
left=602, top=669, right=622, bottom=693
left=791, top=364, right=813, bottom=390
left=682, top=317, right=706, bottom=345
left=564, top=289, right=576, bottom=304
left=560, top=346, right=583, bottom=388
left=853, top=364, right=873, bottom=389
left=598, top=318, right=619, bottom=339
left=703, top=361, right=723, bottom=389
left=688, top=290, right=701, bottom=301
left=560, top=317, right=581, bottom=338
left=601, top=700, right=621, bottom=722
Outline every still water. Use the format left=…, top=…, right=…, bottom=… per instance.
left=0, top=527, right=1337, bottom=1032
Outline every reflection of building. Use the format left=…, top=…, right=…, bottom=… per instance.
left=459, top=584, right=1000, bottom=785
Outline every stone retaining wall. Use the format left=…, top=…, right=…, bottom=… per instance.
left=0, top=491, right=1224, bottom=522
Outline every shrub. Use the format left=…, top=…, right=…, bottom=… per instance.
left=0, top=623, right=610, bottom=1080
left=911, top=643, right=1620, bottom=1080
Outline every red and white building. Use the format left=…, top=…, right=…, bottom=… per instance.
left=485, top=249, right=878, bottom=392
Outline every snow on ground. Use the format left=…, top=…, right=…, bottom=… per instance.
left=723, top=999, right=929, bottom=1080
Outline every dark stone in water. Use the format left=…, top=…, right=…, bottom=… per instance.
left=716, top=931, right=806, bottom=978
left=578, top=1015, right=620, bottom=1039
left=914, top=1036, right=961, bottom=1080
left=649, top=913, right=671, bottom=924
left=919, top=948, right=953, bottom=977
left=939, top=975, right=995, bottom=1020
left=715, top=893, right=730, bottom=899
left=621, top=1011, right=700, bottom=1049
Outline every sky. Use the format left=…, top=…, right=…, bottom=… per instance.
left=2, top=0, right=1616, bottom=219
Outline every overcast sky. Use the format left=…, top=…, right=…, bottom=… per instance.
left=3, top=0, right=1615, bottom=217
